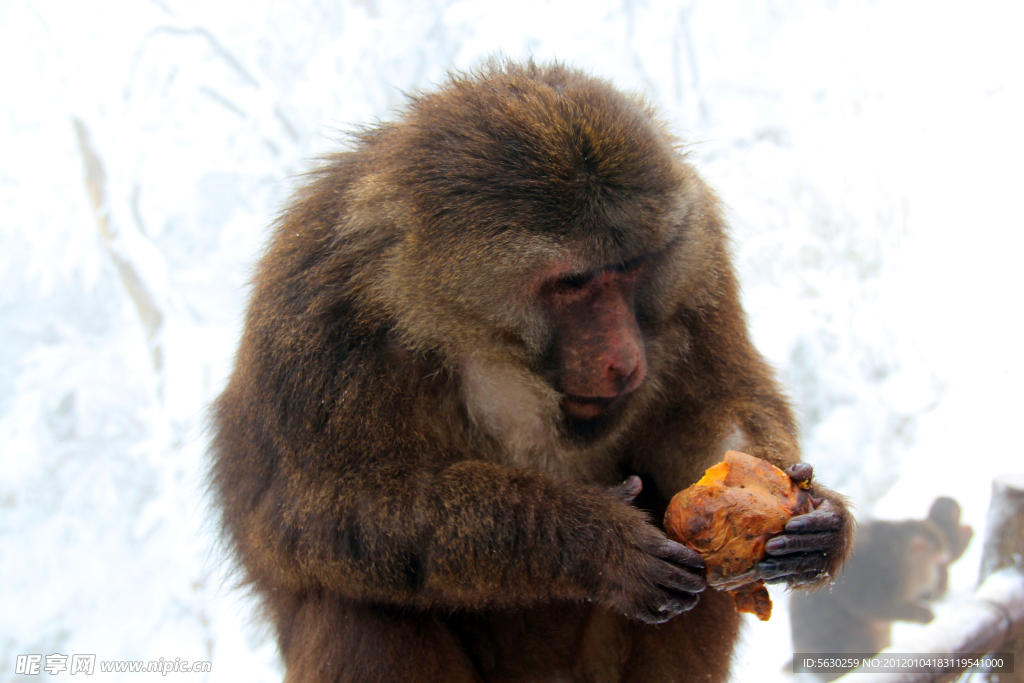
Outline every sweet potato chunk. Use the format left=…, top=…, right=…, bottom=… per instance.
left=663, top=451, right=813, bottom=621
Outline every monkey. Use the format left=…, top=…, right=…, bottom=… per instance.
left=790, top=497, right=973, bottom=681
left=209, top=59, right=854, bottom=683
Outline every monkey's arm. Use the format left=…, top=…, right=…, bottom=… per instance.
left=211, top=349, right=704, bottom=623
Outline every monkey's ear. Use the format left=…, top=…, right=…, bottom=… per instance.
left=927, top=496, right=962, bottom=523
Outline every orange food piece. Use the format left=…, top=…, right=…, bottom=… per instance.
left=663, top=451, right=813, bottom=621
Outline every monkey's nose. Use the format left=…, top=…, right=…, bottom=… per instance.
left=604, top=343, right=647, bottom=394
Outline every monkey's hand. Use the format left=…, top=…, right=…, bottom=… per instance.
left=601, top=476, right=707, bottom=624
left=756, top=464, right=854, bottom=589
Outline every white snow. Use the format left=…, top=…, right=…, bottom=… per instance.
left=2, top=1, right=1022, bottom=681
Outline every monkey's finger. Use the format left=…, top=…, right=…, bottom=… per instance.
left=756, top=553, right=827, bottom=581
left=633, top=591, right=700, bottom=624
left=764, top=531, right=833, bottom=555
left=783, top=501, right=843, bottom=533
left=655, top=562, right=707, bottom=594
left=786, top=463, right=813, bottom=484
left=653, top=540, right=705, bottom=571
left=610, top=475, right=643, bottom=503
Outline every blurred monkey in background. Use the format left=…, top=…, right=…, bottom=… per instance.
left=791, top=497, right=972, bottom=681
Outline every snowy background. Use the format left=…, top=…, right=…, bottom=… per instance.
left=2, top=0, right=1022, bottom=680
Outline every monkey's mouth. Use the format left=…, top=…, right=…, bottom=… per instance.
left=561, top=394, right=619, bottom=420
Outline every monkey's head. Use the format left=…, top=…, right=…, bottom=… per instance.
left=353, top=61, right=729, bottom=434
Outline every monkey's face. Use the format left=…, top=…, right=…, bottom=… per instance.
left=905, top=531, right=951, bottom=602
left=536, top=256, right=648, bottom=420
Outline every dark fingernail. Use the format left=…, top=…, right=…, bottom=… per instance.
left=788, top=463, right=813, bottom=480
left=787, top=519, right=806, bottom=532
left=758, top=560, right=778, bottom=573
left=766, top=538, right=786, bottom=553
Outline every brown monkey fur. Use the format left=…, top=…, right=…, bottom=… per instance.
left=210, top=60, right=854, bottom=683
left=790, top=497, right=972, bottom=681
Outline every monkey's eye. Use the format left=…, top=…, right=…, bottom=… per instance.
left=556, top=271, right=594, bottom=290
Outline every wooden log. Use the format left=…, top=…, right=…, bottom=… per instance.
left=981, top=475, right=1024, bottom=582
left=981, top=475, right=1024, bottom=683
